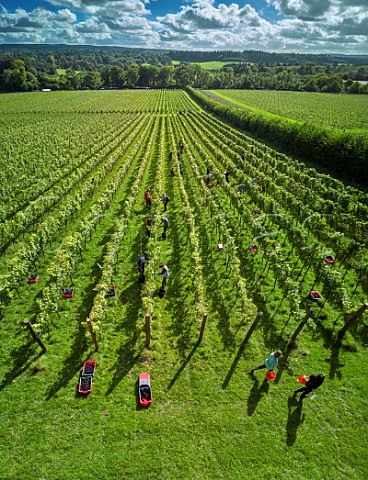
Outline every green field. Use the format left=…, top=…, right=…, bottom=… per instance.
left=172, top=61, right=232, bottom=70
left=205, top=89, right=368, bottom=132
left=1, top=90, right=368, bottom=480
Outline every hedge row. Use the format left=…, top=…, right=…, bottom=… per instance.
left=187, top=87, right=368, bottom=186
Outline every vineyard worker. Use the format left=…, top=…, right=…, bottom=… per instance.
left=251, top=177, right=258, bottom=184
left=179, top=162, right=183, bottom=175
left=158, top=263, right=169, bottom=289
left=137, top=254, right=149, bottom=282
left=144, top=189, right=152, bottom=210
left=146, top=218, right=152, bottom=238
left=224, top=170, right=232, bottom=183
left=161, top=193, right=170, bottom=212
left=294, top=373, right=325, bottom=401
left=251, top=350, right=283, bottom=373
left=160, top=216, right=169, bottom=240
left=205, top=173, right=213, bottom=185
left=237, top=184, right=246, bottom=194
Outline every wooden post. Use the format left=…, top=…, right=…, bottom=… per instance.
left=86, top=318, right=99, bottom=351
left=287, top=309, right=313, bottom=349
left=23, top=320, right=47, bottom=353
left=199, top=313, right=208, bottom=342
left=338, top=301, right=368, bottom=338
left=145, top=312, right=151, bottom=348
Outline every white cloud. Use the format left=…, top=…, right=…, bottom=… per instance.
left=0, top=1, right=367, bottom=54
left=47, top=0, right=150, bottom=17
left=157, top=1, right=266, bottom=33
left=0, top=6, right=76, bottom=33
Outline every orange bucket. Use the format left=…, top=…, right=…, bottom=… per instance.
left=297, top=374, right=308, bottom=385
left=266, top=370, right=276, bottom=381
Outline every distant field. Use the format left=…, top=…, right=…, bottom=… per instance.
left=194, top=61, right=230, bottom=70
left=171, top=61, right=234, bottom=70
left=205, top=89, right=368, bottom=132
left=56, top=69, right=82, bottom=75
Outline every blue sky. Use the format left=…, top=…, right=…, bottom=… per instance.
left=0, top=0, right=367, bottom=54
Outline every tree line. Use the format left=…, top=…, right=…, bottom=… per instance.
left=0, top=45, right=367, bottom=94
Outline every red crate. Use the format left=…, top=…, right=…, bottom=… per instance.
left=138, top=373, right=152, bottom=407
left=79, top=375, right=93, bottom=394
left=27, top=274, right=39, bottom=284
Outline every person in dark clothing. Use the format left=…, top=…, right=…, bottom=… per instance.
left=158, top=262, right=169, bottom=289
left=179, top=162, right=183, bottom=175
left=137, top=254, right=149, bottom=282
left=161, top=194, right=170, bottom=212
left=144, top=189, right=152, bottom=210
left=294, top=374, right=325, bottom=400
left=145, top=218, right=152, bottom=237
left=160, top=216, right=169, bottom=240
left=224, top=171, right=231, bottom=183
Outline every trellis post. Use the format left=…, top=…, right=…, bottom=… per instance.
left=199, top=313, right=208, bottom=342
left=145, top=312, right=151, bottom=347
left=23, top=320, right=47, bottom=353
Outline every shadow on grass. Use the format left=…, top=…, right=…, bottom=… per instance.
left=167, top=340, right=200, bottom=390
left=222, top=324, right=255, bottom=389
left=329, top=336, right=343, bottom=380
left=163, top=216, right=195, bottom=356
left=105, top=275, right=143, bottom=395
left=247, top=374, right=269, bottom=416
left=286, top=395, right=305, bottom=446
left=105, top=333, right=142, bottom=396
left=105, top=222, right=151, bottom=395
left=0, top=341, right=41, bottom=392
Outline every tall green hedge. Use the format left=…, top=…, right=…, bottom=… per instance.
left=187, top=87, right=368, bottom=186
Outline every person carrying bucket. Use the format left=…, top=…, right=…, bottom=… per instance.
left=251, top=350, right=282, bottom=373
left=294, top=373, right=325, bottom=400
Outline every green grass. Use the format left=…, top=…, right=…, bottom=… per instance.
left=0, top=90, right=368, bottom=480
left=194, top=61, right=230, bottom=70
left=172, top=61, right=235, bottom=70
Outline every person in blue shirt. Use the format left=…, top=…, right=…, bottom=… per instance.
left=251, top=350, right=282, bottom=373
